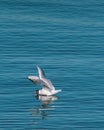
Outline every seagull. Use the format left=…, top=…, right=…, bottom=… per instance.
left=28, top=66, right=62, bottom=96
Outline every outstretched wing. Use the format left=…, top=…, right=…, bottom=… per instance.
left=42, top=78, right=55, bottom=90
left=37, top=66, right=46, bottom=79
left=37, top=66, right=55, bottom=90
left=28, top=76, right=42, bottom=85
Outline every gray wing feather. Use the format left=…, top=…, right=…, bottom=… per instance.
left=37, top=66, right=46, bottom=79
left=28, top=76, right=42, bottom=85
left=42, top=78, right=55, bottom=90
left=37, top=66, right=55, bottom=90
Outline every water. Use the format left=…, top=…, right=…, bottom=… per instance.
left=0, top=0, right=104, bottom=129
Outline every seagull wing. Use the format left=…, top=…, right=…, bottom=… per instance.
left=28, top=76, right=42, bottom=85
left=37, top=66, right=55, bottom=90
left=37, top=66, right=46, bottom=79
left=28, top=75, right=54, bottom=90
left=42, top=78, right=55, bottom=90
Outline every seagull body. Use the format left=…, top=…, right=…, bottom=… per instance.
left=28, top=66, right=61, bottom=96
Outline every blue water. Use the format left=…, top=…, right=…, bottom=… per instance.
left=0, top=0, right=104, bottom=129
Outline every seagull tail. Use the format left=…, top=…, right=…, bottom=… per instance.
left=55, top=89, right=62, bottom=94
left=58, top=89, right=62, bottom=92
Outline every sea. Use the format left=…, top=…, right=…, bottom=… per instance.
left=0, top=0, right=104, bottom=130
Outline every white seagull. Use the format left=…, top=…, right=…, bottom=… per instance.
left=28, top=66, right=62, bottom=96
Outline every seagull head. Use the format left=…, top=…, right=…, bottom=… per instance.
left=35, top=90, right=39, bottom=95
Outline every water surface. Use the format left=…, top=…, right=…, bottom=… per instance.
left=0, top=0, right=104, bottom=129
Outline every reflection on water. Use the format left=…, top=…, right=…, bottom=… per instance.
left=36, top=95, right=58, bottom=107
left=31, top=95, right=59, bottom=120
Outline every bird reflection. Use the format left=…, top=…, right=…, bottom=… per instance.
left=36, top=95, right=58, bottom=107
left=31, top=95, right=59, bottom=120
